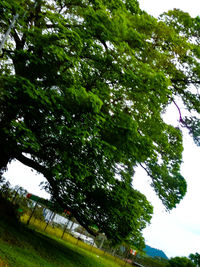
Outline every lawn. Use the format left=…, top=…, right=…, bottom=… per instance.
left=0, top=218, right=122, bottom=267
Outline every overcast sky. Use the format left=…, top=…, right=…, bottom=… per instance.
left=139, top=0, right=200, bottom=18
left=3, top=0, right=200, bottom=259
left=133, top=0, right=200, bottom=258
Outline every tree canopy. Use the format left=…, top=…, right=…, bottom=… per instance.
left=1, top=0, right=200, bottom=246
left=168, top=256, right=196, bottom=267
left=189, top=252, right=200, bottom=265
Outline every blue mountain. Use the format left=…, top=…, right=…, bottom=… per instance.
left=144, top=245, right=168, bottom=259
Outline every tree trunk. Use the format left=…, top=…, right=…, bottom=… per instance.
left=0, top=150, right=12, bottom=175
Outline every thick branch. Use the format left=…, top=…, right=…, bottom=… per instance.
left=11, top=29, right=25, bottom=50
left=15, top=152, right=50, bottom=177
left=15, top=152, right=97, bottom=236
left=171, top=78, right=200, bottom=85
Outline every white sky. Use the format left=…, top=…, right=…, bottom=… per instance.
left=133, top=127, right=200, bottom=258
left=139, top=0, right=200, bottom=18
left=133, top=0, right=200, bottom=258
left=3, top=0, right=200, bottom=259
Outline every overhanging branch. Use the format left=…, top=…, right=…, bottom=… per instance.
left=15, top=152, right=97, bottom=236
left=15, top=152, right=50, bottom=177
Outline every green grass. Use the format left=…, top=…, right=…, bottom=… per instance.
left=0, top=218, right=122, bottom=267
left=21, top=215, right=128, bottom=266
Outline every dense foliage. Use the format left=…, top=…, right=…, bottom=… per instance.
left=168, top=256, right=196, bottom=267
left=0, top=178, right=26, bottom=223
left=189, top=252, right=200, bottom=266
left=1, top=0, right=200, bottom=245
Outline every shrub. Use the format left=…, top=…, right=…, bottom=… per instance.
left=0, top=194, right=20, bottom=224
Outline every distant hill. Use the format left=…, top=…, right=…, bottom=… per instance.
left=144, top=245, right=168, bottom=259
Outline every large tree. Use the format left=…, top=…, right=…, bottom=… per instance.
left=0, top=0, right=199, bottom=245
left=189, top=252, right=200, bottom=266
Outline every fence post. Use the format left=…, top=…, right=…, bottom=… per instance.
left=27, top=200, right=38, bottom=225
left=99, top=235, right=105, bottom=249
left=44, top=211, right=54, bottom=231
left=61, top=218, right=71, bottom=239
left=124, top=248, right=130, bottom=267
left=69, top=219, right=75, bottom=231
left=12, top=188, right=20, bottom=204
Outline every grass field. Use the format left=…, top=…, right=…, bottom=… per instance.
left=0, top=216, right=129, bottom=267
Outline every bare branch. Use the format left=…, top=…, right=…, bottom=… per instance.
left=171, top=99, right=183, bottom=123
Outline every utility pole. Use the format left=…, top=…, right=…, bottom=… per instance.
left=0, top=14, right=19, bottom=53
left=0, top=1, right=38, bottom=54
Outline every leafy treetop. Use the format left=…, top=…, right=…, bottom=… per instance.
left=0, top=0, right=200, bottom=246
